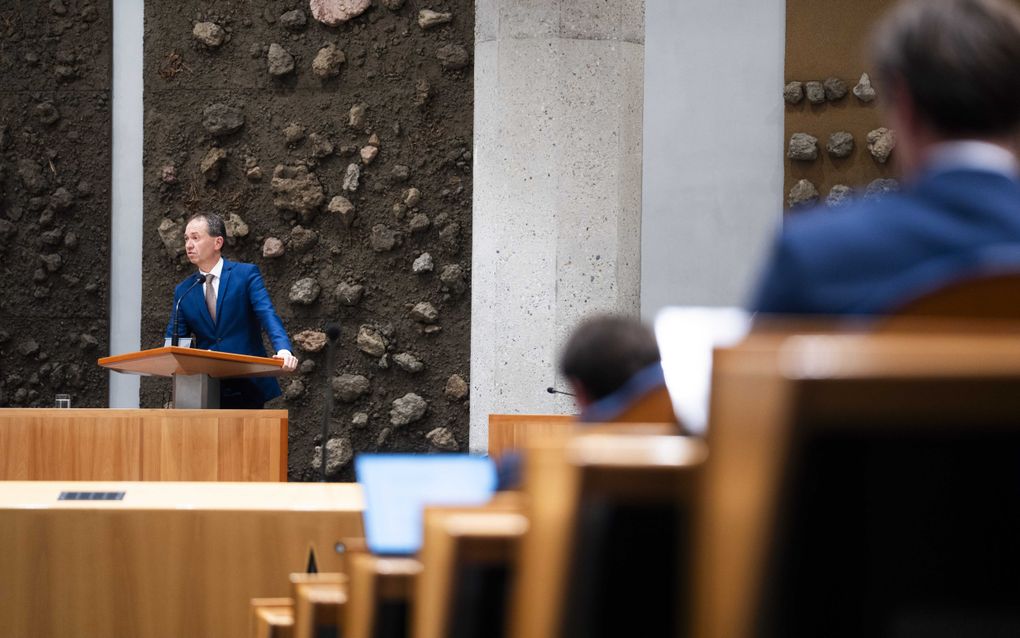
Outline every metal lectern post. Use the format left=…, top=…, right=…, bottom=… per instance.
left=172, top=373, right=220, bottom=409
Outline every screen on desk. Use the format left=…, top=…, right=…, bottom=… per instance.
left=355, top=454, right=497, bottom=556
left=654, top=306, right=751, bottom=435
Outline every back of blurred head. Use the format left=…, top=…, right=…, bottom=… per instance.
left=559, top=315, right=661, bottom=408
left=871, top=0, right=1020, bottom=175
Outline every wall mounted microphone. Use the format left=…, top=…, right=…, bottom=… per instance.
left=320, top=322, right=342, bottom=482
left=172, top=273, right=206, bottom=347
left=547, top=386, right=576, bottom=397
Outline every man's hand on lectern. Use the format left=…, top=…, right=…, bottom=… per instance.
left=274, top=349, right=299, bottom=372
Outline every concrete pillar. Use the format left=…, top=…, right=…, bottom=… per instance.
left=470, top=0, right=645, bottom=452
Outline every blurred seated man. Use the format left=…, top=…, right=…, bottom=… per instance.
left=751, top=0, right=1020, bottom=316
left=560, top=315, right=681, bottom=425
left=497, top=315, right=681, bottom=489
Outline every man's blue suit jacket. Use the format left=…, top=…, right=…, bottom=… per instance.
left=751, top=168, right=1020, bottom=315
left=165, top=259, right=292, bottom=403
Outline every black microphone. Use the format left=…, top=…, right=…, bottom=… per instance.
left=320, top=323, right=342, bottom=482
left=172, top=273, right=206, bottom=347
left=547, top=386, right=575, bottom=397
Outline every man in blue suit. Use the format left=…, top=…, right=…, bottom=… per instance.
left=751, top=0, right=1020, bottom=316
left=165, top=213, right=298, bottom=408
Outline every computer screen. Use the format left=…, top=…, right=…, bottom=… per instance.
left=654, top=306, right=751, bottom=435
left=355, top=454, right=498, bottom=555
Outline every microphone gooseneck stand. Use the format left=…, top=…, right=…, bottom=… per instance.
left=171, top=273, right=207, bottom=347
left=320, top=323, right=342, bottom=482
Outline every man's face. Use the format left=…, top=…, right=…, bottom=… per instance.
left=184, top=218, right=223, bottom=267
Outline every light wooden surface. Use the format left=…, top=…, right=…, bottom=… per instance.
left=0, top=409, right=288, bottom=481
left=289, top=573, right=347, bottom=638
left=346, top=553, right=423, bottom=638
left=251, top=598, right=295, bottom=638
left=487, top=414, right=575, bottom=461
left=694, top=330, right=1020, bottom=638
left=0, top=481, right=363, bottom=638
left=509, top=432, right=707, bottom=638
left=99, top=346, right=288, bottom=378
left=414, top=504, right=528, bottom=638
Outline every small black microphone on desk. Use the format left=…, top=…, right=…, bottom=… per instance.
left=547, top=386, right=576, bottom=397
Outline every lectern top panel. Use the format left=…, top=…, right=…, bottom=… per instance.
left=98, top=346, right=288, bottom=378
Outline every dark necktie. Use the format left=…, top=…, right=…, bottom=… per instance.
left=205, top=273, right=216, bottom=323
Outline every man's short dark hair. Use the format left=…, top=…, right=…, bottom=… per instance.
left=187, top=212, right=226, bottom=239
left=559, top=315, right=661, bottom=401
left=871, top=0, right=1020, bottom=138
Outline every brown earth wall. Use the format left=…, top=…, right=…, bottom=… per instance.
left=0, top=0, right=112, bottom=408
left=140, top=0, right=474, bottom=481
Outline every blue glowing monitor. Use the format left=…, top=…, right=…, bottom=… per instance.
left=355, top=454, right=498, bottom=555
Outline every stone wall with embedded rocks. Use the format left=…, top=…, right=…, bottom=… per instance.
left=141, top=0, right=473, bottom=481
left=0, top=1, right=112, bottom=408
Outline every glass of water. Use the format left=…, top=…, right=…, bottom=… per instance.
left=55, top=394, right=71, bottom=408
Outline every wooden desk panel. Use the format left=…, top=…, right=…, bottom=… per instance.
left=0, top=409, right=287, bottom=481
left=0, top=482, right=363, bottom=638
left=487, top=414, right=575, bottom=461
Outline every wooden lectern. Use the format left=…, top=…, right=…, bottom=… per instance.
left=99, top=346, right=289, bottom=409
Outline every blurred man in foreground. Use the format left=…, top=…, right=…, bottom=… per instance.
left=752, top=0, right=1020, bottom=315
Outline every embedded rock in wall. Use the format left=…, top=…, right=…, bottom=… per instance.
left=853, top=73, right=876, bottom=102
left=805, top=81, right=825, bottom=104
left=267, top=43, right=295, bottom=76
left=823, top=77, right=847, bottom=101
left=412, top=253, right=434, bottom=273
left=426, top=427, right=457, bottom=450
left=202, top=103, right=244, bottom=137
left=193, top=22, right=225, bottom=47
left=294, top=329, right=328, bottom=352
left=444, top=374, right=467, bottom=401
left=310, top=0, right=372, bottom=26
left=262, top=237, right=285, bottom=258
left=436, top=44, right=469, bottom=71
left=787, top=133, right=818, bottom=161
left=826, top=131, right=854, bottom=159
left=289, top=278, right=321, bottom=305
left=390, top=393, right=427, bottom=426
left=329, top=195, right=356, bottom=227
left=332, top=373, right=370, bottom=402
left=271, top=165, right=325, bottom=222
left=311, top=437, right=353, bottom=474
left=312, top=44, right=345, bottom=78
left=336, top=282, right=365, bottom=306
left=826, top=185, right=853, bottom=208
left=356, top=325, right=388, bottom=357
left=867, top=128, right=896, bottom=163
left=394, top=352, right=424, bottom=373
left=788, top=179, right=819, bottom=209
left=279, top=10, right=308, bottom=31
left=418, top=10, right=453, bottom=29
left=783, top=81, right=804, bottom=104
left=225, top=213, right=249, bottom=240
left=866, top=178, right=900, bottom=199
left=289, top=225, right=318, bottom=253
left=158, top=218, right=185, bottom=257
left=410, top=302, right=439, bottom=324
left=200, top=147, right=227, bottom=182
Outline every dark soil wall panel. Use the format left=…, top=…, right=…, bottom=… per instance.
left=0, top=0, right=112, bottom=408
left=141, top=0, right=473, bottom=481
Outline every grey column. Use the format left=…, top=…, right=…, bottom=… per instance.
left=109, top=0, right=144, bottom=408
left=470, top=0, right=645, bottom=452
